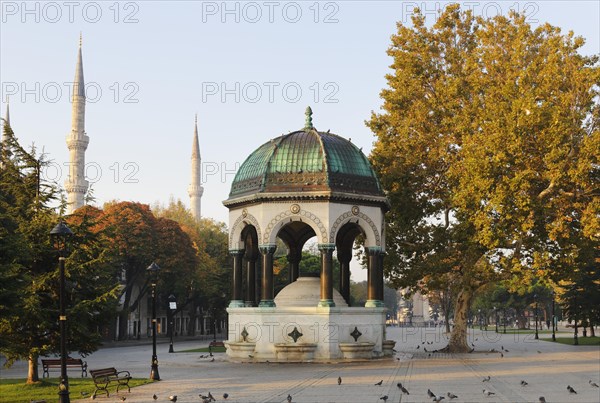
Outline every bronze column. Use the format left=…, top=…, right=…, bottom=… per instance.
left=365, top=247, right=384, bottom=307
left=318, top=244, right=336, bottom=307
left=287, top=248, right=300, bottom=283
left=377, top=251, right=385, bottom=302
left=259, top=245, right=276, bottom=307
left=338, top=251, right=351, bottom=305
left=229, top=250, right=245, bottom=307
left=245, top=257, right=257, bottom=307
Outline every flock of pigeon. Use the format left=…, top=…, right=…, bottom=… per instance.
left=78, top=374, right=599, bottom=402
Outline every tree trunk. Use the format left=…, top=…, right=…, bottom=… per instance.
left=27, top=354, right=39, bottom=384
left=443, top=288, right=472, bottom=353
left=590, top=322, right=596, bottom=337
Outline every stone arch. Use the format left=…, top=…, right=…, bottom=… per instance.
left=329, top=210, right=381, bottom=247
left=229, top=211, right=262, bottom=249
left=263, top=207, right=328, bottom=245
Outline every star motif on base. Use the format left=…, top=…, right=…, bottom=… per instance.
left=350, top=326, right=362, bottom=342
left=288, top=327, right=303, bottom=343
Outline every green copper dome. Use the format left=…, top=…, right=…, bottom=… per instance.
left=228, top=128, right=384, bottom=198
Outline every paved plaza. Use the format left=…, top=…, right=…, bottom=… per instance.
left=2, top=328, right=599, bottom=403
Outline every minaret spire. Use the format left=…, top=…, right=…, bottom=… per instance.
left=0, top=97, right=9, bottom=167
left=4, top=96, right=10, bottom=127
left=188, top=114, right=204, bottom=220
left=65, top=35, right=89, bottom=214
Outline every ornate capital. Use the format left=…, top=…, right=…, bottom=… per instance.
left=229, top=249, right=244, bottom=257
left=317, top=243, right=336, bottom=251
left=259, top=245, right=277, bottom=255
left=366, top=246, right=382, bottom=256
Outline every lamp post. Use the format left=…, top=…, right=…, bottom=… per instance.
left=478, top=309, right=482, bottom=330
left=534, top=294, right=539, bottom=340
left=168, top=294, right=176, bottom=353
left=551, top=290, right=556, bottom=341
left=503, top=308, right=507, bottom=334
left=146, top=262, right=161, bottom=380
left=50, top=221, right=74, bottom=403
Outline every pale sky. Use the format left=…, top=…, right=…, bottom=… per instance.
left=1, top=1, right=598, bottom=281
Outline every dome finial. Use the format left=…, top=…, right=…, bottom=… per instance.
left=304, top=106, right=313, bottom=129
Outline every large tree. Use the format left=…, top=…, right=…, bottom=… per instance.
left=369, top=6, right=599, bottom=352
left=0, top=123, right=118, bottom=382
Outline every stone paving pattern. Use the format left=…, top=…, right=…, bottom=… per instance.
left=2, top=328, right=599, bottom=402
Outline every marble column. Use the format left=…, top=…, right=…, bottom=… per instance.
left=259, top=245, right=276, bottom=307
left=229, top=250, right=244, bottom=307
left=318, top=244, right=336, bottom=307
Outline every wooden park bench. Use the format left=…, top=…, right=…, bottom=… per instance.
left=90, top=367, right=132, bottom=398
left=208, top=340, right=224, bottom=353
left=41, top=357, right=87, bottom=378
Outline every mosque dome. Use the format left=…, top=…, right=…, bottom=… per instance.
left=274, top=277, right=348, bottom=307
left=227, top=108, right=385, bottom=200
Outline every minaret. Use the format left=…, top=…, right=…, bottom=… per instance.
left=0, top=98, right=9, bottom=167
left=188, top=114, right=203, bottom=219
left=64, top=34, right=89, bottom=214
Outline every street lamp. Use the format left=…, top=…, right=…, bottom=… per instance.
left=503, top=308, right=507, bottom=334
left=478, top=309, right=482, bottom=330
left=534, top=294, right=539, bottom=340
left=168, top=294, right=176, bottom=353
left=551, top=290, right=556, bottom=341
left=50, top=221, right=74, bottom=403
left=146, top=262, right=161, bottom=380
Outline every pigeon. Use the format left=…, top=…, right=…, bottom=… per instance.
left=590, top=380, right=600, bottom=388
left=482, top=376, right=491, bottom=382
left=447, top=392, right=458, bottom=400
left=120, top=397, right=126, bottom=402
left=500, top=352, right=504, bottom=358
left=422, top=341, right=426, bottom=344
left=208, top=392, right=215, bottom=401
left=248, top=354, right=254, bottom=358
left=338, top=376, right=342, bottom=385
left=483, top=389, right=495, bottom=397
left=210, top=357, right=215, bottom=362
left=539, top=397, right=546, bottom=403
left=567, top=385, right=577, bottom=394
left=397, top=383, right=409, bottom=395
left=520, top=380, right=528, bottom=386
left=152, top=394, right=158, bottom=401
left=287, top=394, right=293, bottom=402
left=380, top=396, right=388, bottom=401
left=80, top=392, right=90, bottom=397
left=433, top=396, right=445, bottom=402
left=471, top=343, right=475, bottom=347
left=468, top=348, right=475, bottom=353
left=504, top=348, right=509, bottom=352
left=169, top=396, right=177, bottom=402
left=223, top=393, right=229, bottom=399
left=537, top=350, right=542, bottom=354
left=416, top=345, right=420, bottom=349
left=424, top=347, right=428, bottom=352
left=501, top=346, right=503, bottom=350
left=427, top=389, right=435, bottom=398
left=375, top=380, right=383, bottom=386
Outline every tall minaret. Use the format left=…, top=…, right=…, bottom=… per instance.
left=64, top=34, right=89, bottom=214
left=188, top=114, right=203, bottom=219
left=0, top=98, right=10, bottom=167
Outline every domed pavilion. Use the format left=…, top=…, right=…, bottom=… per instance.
left=224, top=107, right=391, bottom=361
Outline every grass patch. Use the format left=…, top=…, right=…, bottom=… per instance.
left=177, top=346, right=226, bottom=353
left=546, top=336, right=600, bottom=346
left=0, top=377, right=153, bottom=403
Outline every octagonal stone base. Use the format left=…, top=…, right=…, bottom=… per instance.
left=226, top=306, right=386, bottom=362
